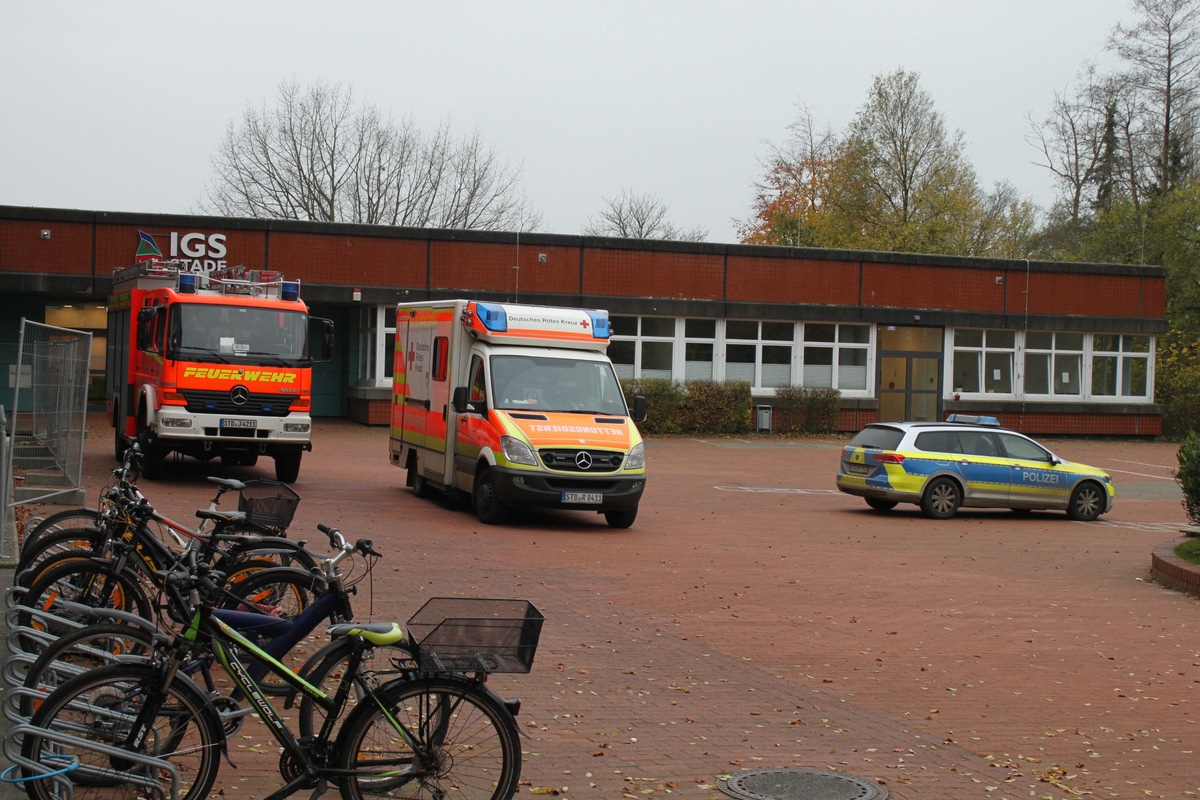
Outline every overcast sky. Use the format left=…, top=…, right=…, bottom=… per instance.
left=2, top=1, right=1136, bottom=244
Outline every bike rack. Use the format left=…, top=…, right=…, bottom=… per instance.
left=4, top=720, right=179, bottom=800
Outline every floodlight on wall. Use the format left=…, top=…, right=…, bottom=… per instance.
left=40, top=229, right=51, bottom=240
left=995, top=276, right=1005, bottom=285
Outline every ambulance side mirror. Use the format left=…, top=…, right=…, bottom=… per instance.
left=632, top=395, right=647, bottom=423
left=452, top=386, right=472, bottom=415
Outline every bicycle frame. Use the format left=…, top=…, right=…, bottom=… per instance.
left=167, top=600, right=417, bottom=799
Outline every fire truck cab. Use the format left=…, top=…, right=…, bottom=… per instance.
left=106, top=260, right=333, bottom=482
left=390, top=300, right=647, bottom=528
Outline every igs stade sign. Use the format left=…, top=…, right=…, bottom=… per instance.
left=136, top=230, right=228, bottom=272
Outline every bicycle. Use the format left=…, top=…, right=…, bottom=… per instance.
left=18, top=523, right=541, bottom=800
left=18, top=525, right=381, bottom=733
left=17, top=442, right=310, bottom=586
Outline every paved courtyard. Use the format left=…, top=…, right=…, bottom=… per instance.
left=9, top=414, right=1200, bottom=799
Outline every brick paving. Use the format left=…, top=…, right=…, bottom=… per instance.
left=6, top=415, right=1199, bottom=799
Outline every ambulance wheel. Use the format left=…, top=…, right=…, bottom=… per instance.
left=408, top=464, right=432, bottom=499
left=603, top=508, right=637, bottom=529
left=472, top=468, right=509, bottom=525
left=275, top=451, right=302, bottom=484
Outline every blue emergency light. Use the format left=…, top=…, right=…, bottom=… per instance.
left=946, top=413, right=1001, bottom=427
left=475, top=302, right=508, bottom=332
left=282, top=281, right=300, bottom=301
left=588, top=311, right=610, bottom=339
left=178, top=273, right=197, bottom=294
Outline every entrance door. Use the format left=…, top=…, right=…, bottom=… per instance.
left=877, top=327, right=943, bottom=422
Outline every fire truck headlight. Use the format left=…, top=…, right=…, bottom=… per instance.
left=284, top=422, right=311, bottom=433
left=500, top=435, right=537, bottom=466
left=624, top=442, right=645, bottom=470
left=160, top=417, right=192, bottom=429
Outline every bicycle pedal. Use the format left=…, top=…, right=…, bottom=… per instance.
left=504, top=698, right=521, bottom=717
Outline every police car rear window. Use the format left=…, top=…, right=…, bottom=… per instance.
left=847, top=427, right=904, bottom=450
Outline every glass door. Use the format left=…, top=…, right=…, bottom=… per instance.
left=877, top=327, right=943, bottom=422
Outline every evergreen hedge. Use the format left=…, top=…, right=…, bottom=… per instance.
left=620, top=379, right=840, bottom=436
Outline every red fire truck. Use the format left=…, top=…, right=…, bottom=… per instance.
left=106, top=260, right=333, bottom=482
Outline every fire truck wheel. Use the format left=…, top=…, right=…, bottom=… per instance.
left=275, top=451, right=302, bottom=484
left=472, top=468, right=509, bottom=525
left=114, top=428, right=128, bottom=462
left=141, top=439, right=166, bottom=480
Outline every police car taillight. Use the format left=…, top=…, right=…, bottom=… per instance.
left=876, top=453, right=905, bottom=464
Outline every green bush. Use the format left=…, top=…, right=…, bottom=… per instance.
left=676, top=380, right=752, bottom=434
left=620, top=378, right=684, bottom=435
left=772, top=386, right=841, bottom=433
left=1175, top=430, right=1200, bottom=525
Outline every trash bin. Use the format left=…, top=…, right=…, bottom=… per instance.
left=756, top=405, right=772, bottom=432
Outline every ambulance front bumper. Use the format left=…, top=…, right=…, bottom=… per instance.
left=491, top=466, right=645, bottom=511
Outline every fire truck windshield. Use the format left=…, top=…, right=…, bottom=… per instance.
left=170, top=304, right=309, bottom=365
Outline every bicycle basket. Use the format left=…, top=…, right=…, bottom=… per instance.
left=237, top=480, right=301, bottom=530
left=407, top=597, right=544, bottom=674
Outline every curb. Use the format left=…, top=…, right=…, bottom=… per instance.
left=1151, top=534, right=1200, bottom=596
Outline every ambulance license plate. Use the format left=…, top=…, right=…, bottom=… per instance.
left=562, top=492, right=603, bottom=504
left=221, top=419, right=257, bottom=431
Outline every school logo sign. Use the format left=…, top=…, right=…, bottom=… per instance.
left=135, top=230, right=228, bottom=272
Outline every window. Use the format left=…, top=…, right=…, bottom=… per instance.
left=998, top=432, right=1051, bottom=461
left=953, top=329, right=1014, bottom=395
left=358, top=305, right=396, bottom=388
left=1092, top=334, right=1150, bottom=399
left=802, top=323, right=869, bottom=391
left=1024, top=331, right=1082, bottom=396
left=684, top=318, right=715, bottom=381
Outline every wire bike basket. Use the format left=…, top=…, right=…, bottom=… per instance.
left=238, top=480, right=301, bottom=531
left=407, top=598, right=544, bottom=674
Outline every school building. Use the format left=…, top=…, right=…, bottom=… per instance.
left=0, top=204, right=1168, bottom=436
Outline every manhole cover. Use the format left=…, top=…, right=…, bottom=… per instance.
left=721, top=768, right=888, bottom=800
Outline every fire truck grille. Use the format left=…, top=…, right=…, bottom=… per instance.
left=539, top=449, right=625, bottom=473
left=182, top=389, right=295, bottom=417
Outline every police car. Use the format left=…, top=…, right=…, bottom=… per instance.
left=835, top=414, right=1115, bottom=520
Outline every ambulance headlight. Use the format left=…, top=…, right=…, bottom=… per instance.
left=625, top=442, right=645, bottom=470
left=160, top=417, right=192, bottom=429
left=500, top=436, right=537, bottom=466
left=284, top=422, right=311, bottom=433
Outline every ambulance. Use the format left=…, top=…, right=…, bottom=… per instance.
left=106, top=260, right=333, bottom=482
left=389, top=300, right=648, bottom=528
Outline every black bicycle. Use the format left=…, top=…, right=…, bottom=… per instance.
left=19, top=524, right=542, bottom=800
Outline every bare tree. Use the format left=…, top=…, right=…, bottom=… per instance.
left=1109, top=0, right=1200, bottom=195
left=582, top=189, right=708, bottom=241
left=202, top=81, right=541, bottom=231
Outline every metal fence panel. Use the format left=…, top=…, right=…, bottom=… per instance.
left=3, top=320, right=91, bottom=559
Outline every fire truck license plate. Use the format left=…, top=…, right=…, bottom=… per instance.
left=562, top=492, right=603, bottom=504
left=221, top=419, right=257, bottom=430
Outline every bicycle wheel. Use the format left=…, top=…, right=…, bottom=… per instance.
left=19, top=507, right=101, bottom=562
left=335, top=674, right=521, bottom=800
left=296, top=638, right=417, bottom=738
left=16, top=526, right=106, bottom=585
left=16, top=557, right=154, bottom=643
left=20, top=662, right=223, bottom=800
left=20, top=622, right=156, bottom=719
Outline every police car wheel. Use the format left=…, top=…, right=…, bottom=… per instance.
left=1067, top=482, right=1104, bottom=521
left=920, top=477, right=962, bottom=520
left=865, top=498, right=898, bottom=512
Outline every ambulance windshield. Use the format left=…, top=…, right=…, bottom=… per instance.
left=490, top=354, right=628, bottom=415
left=170, top=304, right=310, bottom=365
